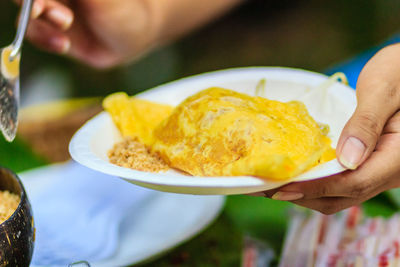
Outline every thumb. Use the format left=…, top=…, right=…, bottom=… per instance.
left=337, top=45, right=400, bottom=170
left=337, top=85, right=399, bottom=170
left=337, top=109, right=382, bottom=170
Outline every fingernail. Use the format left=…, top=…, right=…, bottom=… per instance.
left=271, top=191, right=304, bottom=201
left=339, top=137, right=366, bottom=170
left=48, top=8, right=73, bottom=30
left=32, top=2, right=43, bottom=19
left=50, top=37, right=71, bottom=54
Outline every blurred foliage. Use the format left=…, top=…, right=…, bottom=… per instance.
left=224, top=195, right=291, bottom=253
left=0, top=137, right=46, bottom=172
left=386, top=188, right=400, bottom=210
left=140, top=213, right=243, bottom=267
left=363, top=194, right=398, bottom=218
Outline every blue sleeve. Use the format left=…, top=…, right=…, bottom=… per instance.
left=324, top=34, right=400, bottom=89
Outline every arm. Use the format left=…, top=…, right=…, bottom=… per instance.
left=156, top=0, right=242, bottom=42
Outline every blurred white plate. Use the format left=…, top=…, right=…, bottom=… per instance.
left=19, top=164, right=225, bottom=267
left=69, top=67, right=357, bottom=195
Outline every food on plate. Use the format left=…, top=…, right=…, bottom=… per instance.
left=103, top=92, right=173, bottom=146
left=104, top=87, right=335, bottom=179
left=108, top=137, right=168, bottom=172
left=0, top=190, right=20, bottom=223
left=153, top=87, right=335, bottom=179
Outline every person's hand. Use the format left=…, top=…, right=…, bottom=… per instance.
left=23, top=0, right=164, bottom=68
left=22, top=0, right=241, bottom=68
left=264, top=43, right=400, bottom=214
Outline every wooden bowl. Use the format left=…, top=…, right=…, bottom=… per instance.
left=0, top=167, right=34, bottom=266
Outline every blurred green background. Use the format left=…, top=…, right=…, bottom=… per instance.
left=1, top=0, right=400, bottom=265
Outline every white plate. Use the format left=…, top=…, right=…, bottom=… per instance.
left=19, top=164, right=225, bottom=267
left=69, top=67, right=357, bottom=195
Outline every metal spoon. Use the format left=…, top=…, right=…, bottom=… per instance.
left=0, top=0, right=32, bottom=142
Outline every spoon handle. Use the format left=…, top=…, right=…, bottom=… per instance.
left=10, top=0, right=33, bottom=59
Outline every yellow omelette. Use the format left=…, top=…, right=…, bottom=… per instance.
left=104, top=87, right=335, bottom=179
left=103, top=92, right=173, bottom=146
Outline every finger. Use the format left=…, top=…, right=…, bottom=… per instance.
left=292, top=197, right=354, bottom=215
left=26, top=19, right=70, bottom=54
left=337, top=44, right=400, bottom=170
left=41, top=0, right=74, bottom=31
left=32, top=0, right=46, bottom=19
left=66, top=23, right=123, bottom=68
left=291, top=197, right=363, bottom=215
left=383, top=111, right=400, bottom=135
left=14, top=0, right=45, bottom=19
left=270, top=173, right=356, bottom=200
left=14, top=0, right=73, bottom=30
left=291, top=187, right=382, bottom=215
